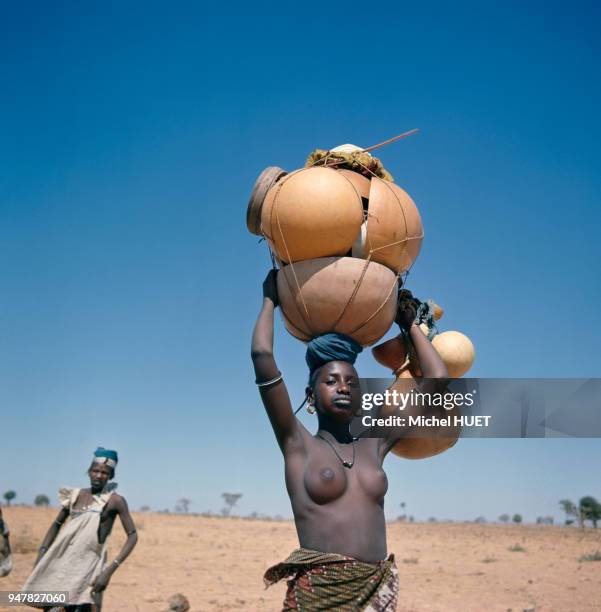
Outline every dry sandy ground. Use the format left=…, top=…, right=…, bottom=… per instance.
left=1, top=506, right=601, bottom=611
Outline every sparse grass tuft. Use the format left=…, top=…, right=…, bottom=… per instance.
left=481, top=556, right=497, bottom=563
left=402, top=557, right=419, bottom=564
left=508, top=544, right=526, bottom=552
left=579, top=550, right=601, bottom=562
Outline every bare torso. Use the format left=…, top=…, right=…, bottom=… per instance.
left=285, top=424, right=388, bottom=562
left=251, top=277, right=451, bottom=565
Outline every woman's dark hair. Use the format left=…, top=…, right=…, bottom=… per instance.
left=87, top=461, right=115, bottom=480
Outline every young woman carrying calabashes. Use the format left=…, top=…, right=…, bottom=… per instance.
left=252, top=271, right=455, bottom=611
left=22, top=448, right=137, bottom=611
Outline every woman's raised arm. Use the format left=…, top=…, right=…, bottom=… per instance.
left=251, top=270, right=300, bottom=453
left=380, top=291, right=457, bottom=457
left=395, top=291, right=447, bottom=379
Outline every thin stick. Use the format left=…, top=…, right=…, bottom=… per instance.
left=362, top=129, right=419, bottom=153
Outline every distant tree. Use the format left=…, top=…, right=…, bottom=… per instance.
left=544, top=516, right=554, bottom=525
left=3, top=491, right=16, bottom=506
left=221, top=493, right=242, bottom=517
left=175, top=498, right=192, bottom=513
left=499, top=514, right=510, bottom=523
left=398, top=501, right=407, bottom=522
left=579, top=496, right=601, bottom=528
left=559, top=499, right=579, bottom=526
left=139, top=505, right=151, bottom=512
left=427, top=517, right=437, bottom=523
left=34, top=494, right=50, bottom=507
left=474, top=516, right=487, bottom=524
left=536, top=516, right=543, bottom=525
left=409, top=516, right=414, bottom=523
left=512, top=513, right=522, bottom=524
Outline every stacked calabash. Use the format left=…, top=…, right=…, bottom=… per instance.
left=246, top=145, right=424, bottom=347
left=247, top=144, right=476, bottom=460
left=372, top=311, right=476, bottom=379
left=370, top=296, right=476, bottom=460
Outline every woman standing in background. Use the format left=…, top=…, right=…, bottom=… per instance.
left=22, top=448, right=138, bottom=611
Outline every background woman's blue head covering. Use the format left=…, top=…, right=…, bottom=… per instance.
left=305, top=333, right=363, bottom=376
left=94, top=447, right=118, bottom=467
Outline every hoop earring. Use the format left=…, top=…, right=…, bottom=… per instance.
left=307, top=399, right=316, bottom=415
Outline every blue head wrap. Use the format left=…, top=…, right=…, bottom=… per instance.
left=93, top=447, right=118, bottom=468
left=305, top=333, right=363, bottom=378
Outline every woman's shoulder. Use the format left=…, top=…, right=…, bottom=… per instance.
left=107, top=491, right=125, bottom=504
left=105, top=486, right=128, bottom=506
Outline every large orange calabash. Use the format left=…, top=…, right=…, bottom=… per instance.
left=337, top=169, right=371, bottom=200
left=431, top=331, right=475, bottom=377
left=261, top=167, right=363, bottom=263
left=371, top=332, right=461, bottom=460
left=372, top=334, right=412, bottom=374
left=277, top=256, right=398, bottom=347
left=354, top=177, right=424, bottom=273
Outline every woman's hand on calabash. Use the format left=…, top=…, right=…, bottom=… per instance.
left=262, top=269, right=279, bottom=307
left=395, top=289, right=418, bottom=331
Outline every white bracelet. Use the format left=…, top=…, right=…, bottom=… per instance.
left=256, top=372, right=283, bottom=387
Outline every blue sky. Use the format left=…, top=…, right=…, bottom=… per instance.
left=1, top=3, right=600, bottom=522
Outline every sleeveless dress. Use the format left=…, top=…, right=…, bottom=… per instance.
left=22, top=484, right=116, bottom=605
